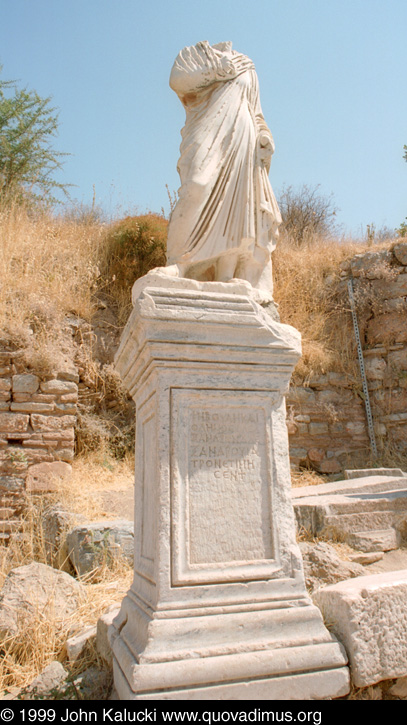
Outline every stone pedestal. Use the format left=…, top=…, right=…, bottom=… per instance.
left=110, top=274, right=349, bottom=700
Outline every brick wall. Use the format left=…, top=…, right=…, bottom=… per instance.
left=0, top=351, right=78, bottom=541
left=287, top=241, right=407, bottom=473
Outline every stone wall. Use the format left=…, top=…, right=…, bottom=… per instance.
left=287, top=241, right=407, bottom=473
left=0, top=350, right=78, bottom=542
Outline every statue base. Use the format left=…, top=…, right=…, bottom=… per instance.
left=110, top=275, right=349, bottom=700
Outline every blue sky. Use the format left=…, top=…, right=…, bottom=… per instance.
left=1, top=0, right=406, bottom=236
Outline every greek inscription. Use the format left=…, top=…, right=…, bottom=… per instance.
left=187, top=404, right=272, bottom=565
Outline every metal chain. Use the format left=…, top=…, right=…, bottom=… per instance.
left=347, top=278, right=378, bottom=458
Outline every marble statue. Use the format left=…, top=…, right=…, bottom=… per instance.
left=165, top=40, right=281, bottom=297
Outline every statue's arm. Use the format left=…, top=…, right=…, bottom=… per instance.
left=252, top=79, right=275, bottom=173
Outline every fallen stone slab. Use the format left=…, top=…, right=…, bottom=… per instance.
left=292, top=475, right=407, bottom=500
left=0, top=562, right=85, bottom=638
left=345, top=468, right=407, bottom=480
left=313, top=569, right=407, bottom=687
left=66, top=625, right=97, bottom=662
left=347, top=528, right=398, bottom=553
left=293, top=484, right=407, bottom=552
left=348, top=552, right=384, bottom=565
left=67, top=520, right=134, bottom=576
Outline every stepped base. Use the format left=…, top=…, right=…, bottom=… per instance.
left=110, top=594, right=350, bottom=701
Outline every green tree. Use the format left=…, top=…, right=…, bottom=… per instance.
left=0, top=68, right=69, bottom=206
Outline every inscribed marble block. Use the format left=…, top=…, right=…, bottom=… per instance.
left=109, top=276, right=350, bottom=700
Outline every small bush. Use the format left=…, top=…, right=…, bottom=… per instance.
left=99, top=213, right=167, bottom=322
left=278, top=184, right=339, bottom=246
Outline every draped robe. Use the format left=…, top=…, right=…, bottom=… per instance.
left=167, top=42, right=281, bottom=285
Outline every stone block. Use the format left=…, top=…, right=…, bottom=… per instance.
left=317, top=458, right=342, bottom=474
left=110, top=278, right=349, bottom=700
left=31, top=414, right=76, bottom=432
left=24, top=662, right=68, bottom=699
left=0, top=413, right=29, bottom=433
left=0, top=379, right=11, bottom=393
left=309, top=422, right=329, bottom=435
left=373, top=273, right=407, bottom=300
left=393, top=242, right=407, bottom=266
left=12, top=374, right=39, bottom=394
left=26, top=461, right=72, bottom=493
left=0, top=562, right=84, bottom=638
left=10, top=402, right=55, bottom=414
left=66, top=625, right=97, bottom=662
left=313, top=570, right=407, bottom=687
left=364, top=356, right=387, bottom=380
left=367, top=314, right=407, bottom=345
left=345, top=421, right=366, bottom=435
left=40, top=380, right=78, bottom=395
left=345, top=468, right=407, bottom=479
left=67, top=520, right=134, bottom=576
left=346, top=528, right=398, bottom=552
left=350, top=250, right=393, bottom=278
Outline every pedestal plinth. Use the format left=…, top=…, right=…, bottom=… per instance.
left=110, top=274, right=349, bottom=700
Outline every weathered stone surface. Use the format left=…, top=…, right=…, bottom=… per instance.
left=12, top=374, right=39, bottom=394
left=388, top=348, right=407, bottom=372
left=314, top=570, right=407, bottom=687
left=393, top=242, right=407, bottom=266
left=10, top=402, right=55, bottom=414
left=344, top=468, right=407, bottom=480
left=389, top=676, right=407, bottom=699
left=300, top=542, right=365, bottom=592
left=67, top=520, right=134, bottom=576
left=31, top=414, right=76, bottom=432
left=66, top=625, right=97, bottom=662
left=0, top=475, right=25, bottom=492
left=348, top=551, right=384, bottom=565
left=73, top=667, right=112, bottom=701
left=40, top=380, right=78, bottom=395
left=41, top=504, right=79, bottom=571
left=0, top=412, right=29, bottom=433
left=350, top=250, right=393, bottom=278
left=347, top=528, right=398, bottom=552
left=0, top=562, right=84, bottom=638
left=365, top=356, right=387, bottom=380
left=373, top=273, right=407, bottom=300
left=25, top=461, right=72, bottom=493
left=367, top=313, right=407, bottom=345
left=23, top=662, right=68, bottom=699
left=111, top=277, right=349, bottom=700
left=97, top=605, right=121, bottom=666
left=345, top=421, right=366, bottom=435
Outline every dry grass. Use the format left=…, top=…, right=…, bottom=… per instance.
left=0, top=203, right=105, bottom=366
left=273, top=234, right=381, bottom=379
left=56, top=453, right=134, bottom=522
left=0, top=566, right=132, bottom=692
left=0, top=453, right=134, bottom=694
left=290, top=469, right=328, bottom=488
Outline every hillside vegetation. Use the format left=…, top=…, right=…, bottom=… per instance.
left=0, top=201, right=390, bottom=377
